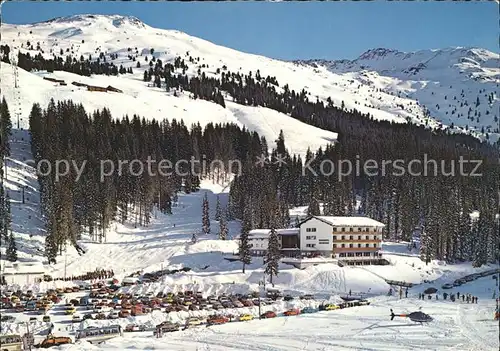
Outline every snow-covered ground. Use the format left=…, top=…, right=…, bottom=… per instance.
left=2, top=280, right=499, bottom=351
left=2, top=128, right=499, bottom=350
left=1, top=13, right=499, bottom=350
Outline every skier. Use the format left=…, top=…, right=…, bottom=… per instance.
left=443, top=292, right=448, bottom=300
left=349, top=289, right=352, bottom=296
left=457, top=292, right=460, bottom=299
left=462, top=295, right=465, bottom=302
left=405, top=287, right=408, bottom=298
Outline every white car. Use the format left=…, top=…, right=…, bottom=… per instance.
left=187, top=317, right=205, bottom=326
left=108, top=311, right=119, bottom=319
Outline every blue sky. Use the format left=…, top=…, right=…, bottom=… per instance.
left=2, top=2, right=497, bottom=60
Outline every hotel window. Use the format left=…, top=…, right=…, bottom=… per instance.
left=340, top=253, right=346, bottom=257
left=333, top=244, right=337, bottom=248
left=306, top=236, right=316, bottom=240
left=358, top=244, right=362, bottom=248
left=358, top=228, right=362, bottom=232
left=341, top=228, right=345, bottom=232
left=341, top=244, right=345, bottom=248
left=365, top=235, right=369, bottom=240
left=373, top=243, right=377, bottom=247
left=358, top=236, right=362, bottom=240
left=349, top=227, right=353, bottom=232
left=349, top=235, right=353, bottom=240
left=333, top=236, right=337, bottom=240
left=347, top=253, right=354, bottom=257
left=333, top=227, right=337, bottom=232
left=365, top=244, right=370, bottom=247
left=306, top=228, right=317, bottom=233
left=306, top=244, right=316, bottom=248
left=363, top=252, right=371, bottom=257
left=349, top=244, right=353, bottom=248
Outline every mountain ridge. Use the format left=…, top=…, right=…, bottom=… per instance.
left=2, top=13, right=499, bottom=143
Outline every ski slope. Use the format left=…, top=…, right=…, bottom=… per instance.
left=3, top=13, right=498, bottom=148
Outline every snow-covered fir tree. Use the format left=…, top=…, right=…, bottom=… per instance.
left=6, top=231, right=17, bottom=262
left=202, top=192, right=210, bottom=234
left=1, top=191, right=12, bottom=247
left=215, top=195, right=222, bottom=221
left=307, top=197, right=320, bottom=216
left=239, top=205, right=252, bottom=273
left=0, top=186, right=6, bottom=243
left=294, top=216, right=300, bottom=228
left=265, top=206, right=281, bottom=286
left=219, top=208, right=228, bottom=240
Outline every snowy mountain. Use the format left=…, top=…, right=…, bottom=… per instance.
left=297, top=47, right=500, bottom=141
left=2, top=13, right=498, bottom=150
left=1, top=14, right=499, bottom=350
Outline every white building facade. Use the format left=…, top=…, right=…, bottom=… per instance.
left=237, top=216, right=386, bottom=265
left=0, top=261, right=46, bottom=286
left=299, top=216, right=385, bottom=264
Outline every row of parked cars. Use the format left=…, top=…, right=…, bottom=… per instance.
left=152, top=298, right=371, bottom=337
left=441, top=269, right=500, bottom=289
left=0, top=286, right=84, bottom=317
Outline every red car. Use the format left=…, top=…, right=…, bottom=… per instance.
left=260, top=311, right=277, bottom=319
left=283, top=308, right=300, bottom=316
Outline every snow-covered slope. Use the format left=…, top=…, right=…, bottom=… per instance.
left=298, top=47, right=500, bottom=141
left=5, top=13, right=497, bottom=152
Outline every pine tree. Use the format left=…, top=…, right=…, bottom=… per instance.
left=0, top=97, right=12, bottom=181
left=202, top=192, right=210, bottom=234
left=6, top=231, right=17, bottom=262
left=239, top=205, right=252, bottom=273
left=294, top=216, right=300, bottom=228
left=219, top=208, right=228, bottom=240
left=215, top=195, right=222, bottom=221
left=265, top=208, right=281, bottom=287
left=2, top=191, right=11, bottom=244
left=307, top=197, right=320, bottom=216
left=0, top=185, right=5, bottom=243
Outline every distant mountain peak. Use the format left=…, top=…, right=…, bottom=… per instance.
left=42, top=14, right=146, bottom=28
left=358, top=48, right=402, bottom=60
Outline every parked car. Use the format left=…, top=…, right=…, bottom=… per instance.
left=283, top=295, right=294, bottom=301
left=1, top=315, right=15, bottom=322
left=442, top=283, right=454, bottom=289
left=260, top=311, right=276, bottom=318
left=283, top=308, right=300, bottom=316
left=72, top=315, right=82, bottom=323
left=301, top=307, right=315, bottom=314
left=125, top=324, right=146, bottom=332
left=186, top=317, right=205, bottom=326
left=238, top=314, right=253, bottom=321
